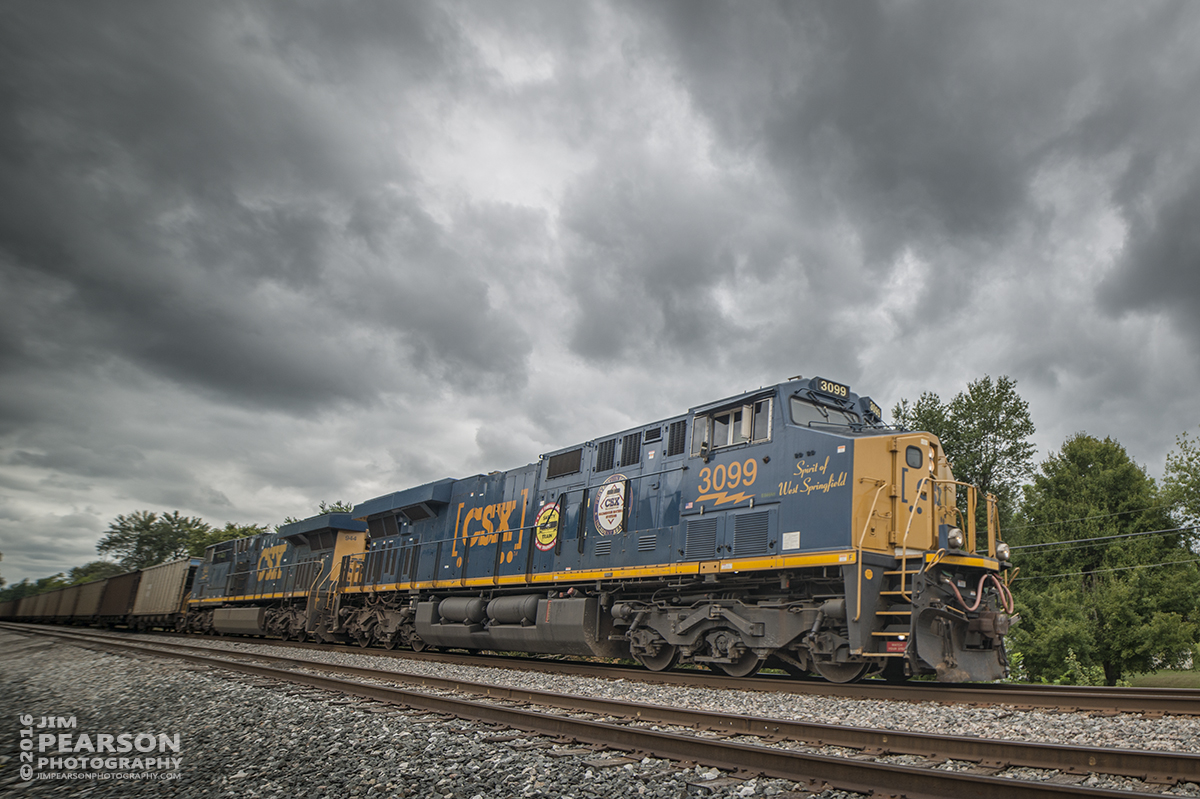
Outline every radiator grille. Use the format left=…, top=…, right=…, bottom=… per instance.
left=666, top=420, right=687, bottom=456
left=733, top=511, right=770, bottom=555
left=620, top=432, right=642, bottom=467
left=685, top=518, right=718, bottom=559
left=595, top=439, right=616, bottom=472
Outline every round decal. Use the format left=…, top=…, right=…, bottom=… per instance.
left=594, top=474, right=627, bottom=536
left=535, top=503, right=560, bottom=551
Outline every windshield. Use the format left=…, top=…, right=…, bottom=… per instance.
left=790, top=396, right=860, bottom=427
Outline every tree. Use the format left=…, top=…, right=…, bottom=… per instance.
left=0, top=578, right=34, bottom=603
left=892, top=375, right=1036, bottom=528
left=278, top=500, right=355, bottom=529
left=67, top=561, right=126, bottom=584
left=188, top=522, right=269, bottom=557
left=96, top=511, right=213, bottom=571
left=1007, top=434, right=1200, bottom=684
left=1164, top=428, right=1200, bottom=533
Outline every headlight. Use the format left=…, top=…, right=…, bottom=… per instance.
left=996, top=542, right=1011, bottom=562
left=946, top=527, right=964, bottom=550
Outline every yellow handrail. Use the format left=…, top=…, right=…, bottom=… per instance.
left=896, top=474, right=932, bottom=600
left=854, top=479, right=889, bottom=622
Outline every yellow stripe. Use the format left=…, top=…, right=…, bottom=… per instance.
left=189, top=591, right=307, bottom=605
left=930, top=553, right=1000, bottom=570
left=339, top=550, right=859, bottom=593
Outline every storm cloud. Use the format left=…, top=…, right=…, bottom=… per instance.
left=2, top=1, right=1198, bottom=582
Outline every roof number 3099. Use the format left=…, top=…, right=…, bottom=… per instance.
left=819, top=379, right=848, bottom=397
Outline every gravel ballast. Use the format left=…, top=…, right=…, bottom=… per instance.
left=3, top=628, right=1199, bottom=797
left=138, top=630, right=1200, bottom=753
left=0, top=631, right=849, bottom=798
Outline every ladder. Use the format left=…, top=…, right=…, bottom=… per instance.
left=866, top=568, right=915, bottom=658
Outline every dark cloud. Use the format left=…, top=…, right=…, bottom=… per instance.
left=3, top=1, right=1200, bottom=582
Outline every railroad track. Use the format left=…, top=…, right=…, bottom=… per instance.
left=7, top=621, right=1194, bottom=716
left=7, top=623, right=1199, bottom=798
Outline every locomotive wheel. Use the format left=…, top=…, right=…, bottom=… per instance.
left=635, top=644, right=679, bottom=672
left=813, top=660, right=870, bottom=683
left=410, top=637, right=426, bottom=652
left=382, top=635, right=399, bottom=651
left=713, top=651, right=763, bottom=678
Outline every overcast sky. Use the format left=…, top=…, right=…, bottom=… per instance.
left=2, top=1, right=1198, bottom=584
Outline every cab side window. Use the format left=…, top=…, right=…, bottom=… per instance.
left=691, top=398, right=772, bottom=456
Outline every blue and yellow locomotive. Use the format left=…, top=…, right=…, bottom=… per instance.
left=184, top=376, right=1015, bottom=682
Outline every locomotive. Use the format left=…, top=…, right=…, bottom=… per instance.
left=3, top=376, right=1016, bottom=683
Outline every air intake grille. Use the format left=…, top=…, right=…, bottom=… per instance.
left=547, top=448, right=583, bottom=479
left=595, top=539, right=613, bottom=556
left=733, top=511, right=770, bottom=555
left=620, top=432, right=642, bottom=467
left=667, top=420, right=687, bottom=457
left=637, top=535, right=657, bottom=552
left=685, top=518, right=718, bottom=559
left=643, top=426, right=662, bottom=443
left=596, top=439, right=616, bottom=472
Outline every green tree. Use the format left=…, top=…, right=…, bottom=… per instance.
left=1008, top=434, right=1200, bottom=684
left=892, top=375, right=1036, bottom=528
left=67, top=561, right=126, bottom=584
left=278, top=500, right=355, bottom=529
left=0, top=578, right=34, bottom=603
left=188, top=522, right=269, bottom=557
left=96, top=511, right=213, bottom=571
left=1164, top=428, right=1200, bottom=532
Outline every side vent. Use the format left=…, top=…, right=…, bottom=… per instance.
left=596, top=439, right=616, bottom=472
left=685, top=518, right=718, bottom=559
left=547, top=448, right=583, bottom=479
left=666, top=420, right=687, bottom=457
left=637, top=535, right=657, bottom=552
left=620, top=432, right=642, bottom=467
left=643, top=426, right=662, bottom=443
left=595, top=539, right=613, bottom=556
left=733, top=511, right=770, bottom=556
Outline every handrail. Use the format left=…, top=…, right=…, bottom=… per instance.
left=987, top=492, right=999, bottom=557
left=854, top=479, right=889, bottom=622
left=896, top=474, right=932, bottom=600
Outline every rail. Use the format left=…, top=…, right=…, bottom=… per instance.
left=6, top=624, right=1196, bottom=793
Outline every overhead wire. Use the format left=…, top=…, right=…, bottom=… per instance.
left=1003, top=501, right=1179, bottom=533
left=1008, top=525, right=1198, bottom=551
left=1014, top=557, right=1200, bottom=582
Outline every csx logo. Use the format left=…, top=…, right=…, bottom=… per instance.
left=257, top=544, right=287, bottom=581
left=453, top=493, right=531, bottom=568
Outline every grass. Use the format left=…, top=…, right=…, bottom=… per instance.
left=1126, top=670, right=1200, bottom=689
